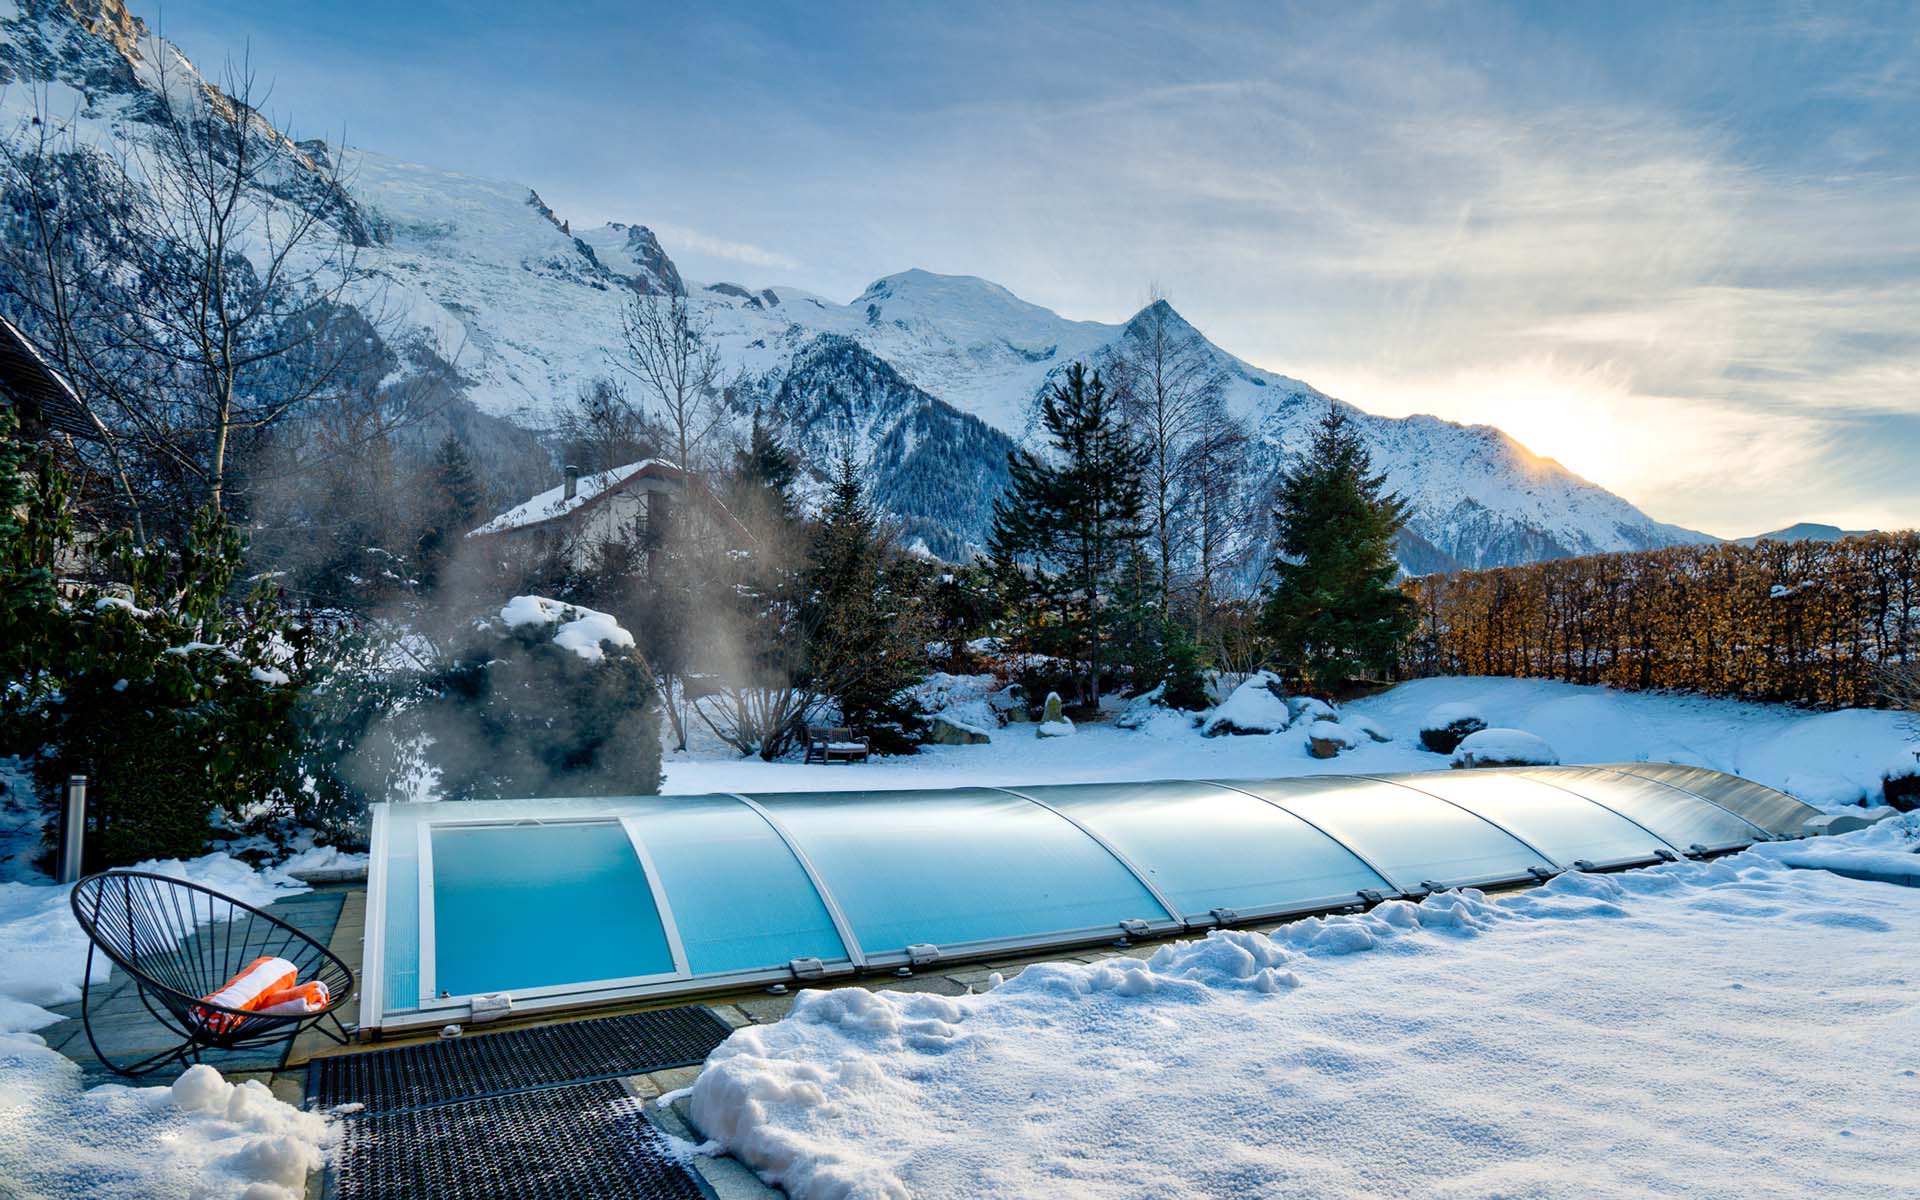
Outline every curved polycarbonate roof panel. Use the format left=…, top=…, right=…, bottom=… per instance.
left=1513, top=767, right=1761, bottom=852
left=744, top=788, right=1174, bottom=954
left=1592, top=763, right=1816, bottom=836
left=1378, top=771, right=1677, bottom=869
left=1000, top=780, right=1394, bottom=920
left=620, top=796, right=849, bottom=975
left=1214, top=777, right=1556, bottom=890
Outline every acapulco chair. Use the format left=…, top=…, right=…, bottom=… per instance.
left=68, top=870, right=355, bottom=1077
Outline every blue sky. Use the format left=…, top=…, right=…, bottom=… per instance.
left=155, top=0, right=1918, bottom=536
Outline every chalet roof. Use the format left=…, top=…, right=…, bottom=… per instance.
left=0, top=314, right=98, bottom=442
left=468, top=458, right=687, bottom=537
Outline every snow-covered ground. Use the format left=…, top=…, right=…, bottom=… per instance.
left=691, top=814, right=1920, bottom=1199
left=665, top=676, right=1915, bottom=812
left=0, top=855, right=338, bottom=1199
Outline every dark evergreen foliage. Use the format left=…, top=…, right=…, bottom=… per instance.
left=1260, top=407, right=1417, bottom=685
left=987, top=362, right=1148, bottom=703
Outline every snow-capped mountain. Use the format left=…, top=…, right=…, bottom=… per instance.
left=0, top=0, right=1712, bottom=571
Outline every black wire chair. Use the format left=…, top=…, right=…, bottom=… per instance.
left=69, top=870, right=356, bottom=1077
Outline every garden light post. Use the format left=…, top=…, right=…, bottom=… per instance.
left=58, top=774, right=88, bottom=884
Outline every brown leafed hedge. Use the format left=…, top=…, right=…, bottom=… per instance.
left=1401, top=533, right=1920, bottom=709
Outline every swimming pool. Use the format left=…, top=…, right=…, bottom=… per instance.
left=362, top=766, right=1820, bottom=1032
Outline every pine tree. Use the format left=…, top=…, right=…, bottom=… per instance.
left=987, top=362, right=1147, bottom=703
left=1260, top=407, right=1416, bottom=686
left=416, top=434, right=485, bottom=591
left=802, top=450, right=928, bottom=751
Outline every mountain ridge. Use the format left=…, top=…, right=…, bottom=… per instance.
left=0, top=0, right=1715, bottom=575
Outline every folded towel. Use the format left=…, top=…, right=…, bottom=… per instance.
left=254, top=980, right=331, bottom=1016
left=193, top=956, right=296, bottom=1035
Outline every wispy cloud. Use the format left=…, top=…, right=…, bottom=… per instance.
left=648, top=222, right=801, bottom=273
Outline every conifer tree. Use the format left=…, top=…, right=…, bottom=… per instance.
left=988, top=362, right=1146, bottom=703
left=416, top=434, right=485, bottom=591
left=802, top=449, right=928, bottom=750
left=1260, top=407, right=1416, bottom=685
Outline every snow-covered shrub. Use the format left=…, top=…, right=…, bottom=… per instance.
left=1451, top=728, right=1559, bottom=769
left=4, top=483, right=314, bottom=868
left=910, top=673, right=1003, bottom=735
left=1419, top=702, right=1489, bottom=754
left=405, top=597, right=661, bottom=799
left=1203, top=671, right=1292, bottom=737
left=1884, top=751, right=1920, bottom=813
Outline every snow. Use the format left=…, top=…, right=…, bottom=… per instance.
left=663, top=677, right=1914, bottom=813
left=0, top=854, right=331, bottom=1198
left=1306, top=719, right=1361, bottom=748
left=0, top=1046, right=335, bottom=1199
left=1200, top=671, right=1292, bottom=736
left=691, top=817, right=1920, bottom=1198
left=498, top=595, right=636, bottom=662
left=1421, top=700, right=1486, bottom=731
left=1452, top=727, right=1560, bottom=766
left=278, top=842, right=370, bottom=879
left=468, top=460, right=670, bottom=536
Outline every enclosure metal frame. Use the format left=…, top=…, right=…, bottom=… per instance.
left=362, top=766, right=1815, bottom=1033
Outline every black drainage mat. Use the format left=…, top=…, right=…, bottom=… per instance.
left=311, top=1006, right=732, bottom=1114
left=333, top=1078, right=709, bottom=1200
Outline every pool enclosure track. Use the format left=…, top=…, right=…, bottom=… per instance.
left=362, top=764, right=1820, bottom=1033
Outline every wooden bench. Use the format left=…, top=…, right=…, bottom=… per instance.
left=804, top=725, right=870, bottom=764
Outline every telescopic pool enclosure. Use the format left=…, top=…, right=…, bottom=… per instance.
left=363, top=764, right=1822, bottom=1031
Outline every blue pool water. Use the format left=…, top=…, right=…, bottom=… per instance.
left=430, top=822, right=675, bottom=998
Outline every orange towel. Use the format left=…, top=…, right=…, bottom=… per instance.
left=254, top=980, right=330, bottom=1016
left=193, top=956, right=296, bottom=1035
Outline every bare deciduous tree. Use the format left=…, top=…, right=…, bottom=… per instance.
left=612, top=291, right=724, bottom=473
left=1106, top=289, right=1226, bottom=622
left=1183, top=391, right=1254, bottom=635
left=556, top=376, right=652, bottom=477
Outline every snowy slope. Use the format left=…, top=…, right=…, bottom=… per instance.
left=0, top=0, right=1712, bottom=571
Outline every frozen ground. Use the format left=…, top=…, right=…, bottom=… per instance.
left=691, top=814, right=1920, bottom=1199
left=665, top=676, right=1915, bottom=811
left=0, top=855, right=337, bottom=1199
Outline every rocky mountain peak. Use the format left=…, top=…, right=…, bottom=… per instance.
left=58, top=0, right=145, bottom=61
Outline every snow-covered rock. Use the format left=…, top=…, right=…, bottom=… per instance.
left=1287, top=695, right=1337, bottom=724
left=1452, top=728, right=1560, bottom=768
left=1420, top=702, right=1490, bottom=754
left=1306, top=720, right=1362, bottom=759
left=1203, top=672, right=1293, bottom=737
left=1342, top=713, right=1393, bottom=744
left=926, top=715, right=992, bottom=746
left=1035, top=692, right=1074, bottom=738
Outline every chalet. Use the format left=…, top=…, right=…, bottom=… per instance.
left=465, top=458, right=746, bottom=572
left=0, top=314, right=98, bottom=443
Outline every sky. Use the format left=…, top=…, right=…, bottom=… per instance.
left=152, top=0, right=1919, bottom=537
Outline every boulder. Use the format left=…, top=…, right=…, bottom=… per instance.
left=1202, top=671, right=1292, bottom=737
left=1036, top=691, right=1075, bottom=738
left=1420, top=702, right=1489, bottom=754
left=1307, top=719, right=1362, bottom=759
left=1287, top=695, right=1336, bottom=724
left=1451, top=728, right=1559, bottom=769
left=927, top=715, right=992, bottom=746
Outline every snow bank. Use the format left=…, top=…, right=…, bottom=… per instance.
left=1201, top=671, right=1292, bottom=736
left=0, top=1044, right=335, bottom=1199
left=690, top=819, right=1920, bottom=1198
left=0, top=854, right=328, bottom=1197
left=499, top=595, right=635, bottom=662
left=1452, top=727, right=1559, bottom=767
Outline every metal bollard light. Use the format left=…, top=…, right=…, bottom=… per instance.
left=58, top=774, right=88, bottom=884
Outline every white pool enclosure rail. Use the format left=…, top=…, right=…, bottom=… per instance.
left=362, top=764, right=1823, bottom=1032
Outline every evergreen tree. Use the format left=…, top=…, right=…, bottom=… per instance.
left=801, top=450, right=929, bottom=751
left=1260, top=407, right=1416, bottom=685
left=416, top=434, right=485, bottom=591
left=987, top=362, right=1147, bottom=703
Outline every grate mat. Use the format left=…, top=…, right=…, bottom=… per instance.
left=332, top=1078, right=710, bottom=1200
left=311, top=1005, right=732, bottom=1114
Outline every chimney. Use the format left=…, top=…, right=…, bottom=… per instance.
left=563, top=465, right=580, bottom=501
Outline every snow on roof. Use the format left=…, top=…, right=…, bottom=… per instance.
left=468, top=459, right=678, bottom=537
